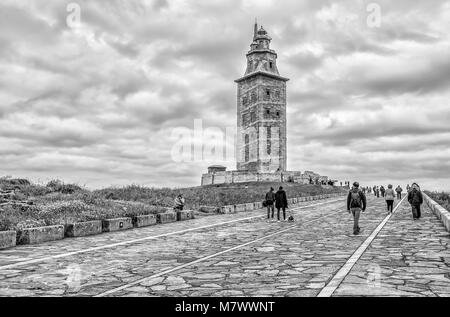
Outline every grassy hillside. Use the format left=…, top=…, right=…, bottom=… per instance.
left=95, top=182, right=346, bottom=209
left=0, top=177, right=345, bottom=231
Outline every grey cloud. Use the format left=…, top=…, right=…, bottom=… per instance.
left=1, top=0, right=449, bottom=190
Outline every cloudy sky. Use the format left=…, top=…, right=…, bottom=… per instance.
left=1, top=0, right=449, bottom=190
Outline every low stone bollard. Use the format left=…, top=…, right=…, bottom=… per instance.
left=234, top=204, right=246, bottom=213
left=0, top=231, right=16, bottom=250
left=65, top=220, right=102, bottom=238
left=245, top=203, right=254, bottom=211
left=17, top=225, right=64, bottom=245
left=219, top=206, right=234, bottom=214
left=133, top=215, right=157, bottom=228
left=102, top=217, right=133, bottom=233
left=157, top=212, right=177, bottom=224
left=177, top=210, right=195, bottom=221
left=199, top=206, right=220, bottom=213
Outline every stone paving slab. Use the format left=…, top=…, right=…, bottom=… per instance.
left=0, top=198, right=343, bottom=267
left=103, top=196, right=394, bottom=297
left=2, top=194, right=447, bottom=297
left=0, top=198, right=347, bottom=296
left=333, top=201, right=450, bottom=297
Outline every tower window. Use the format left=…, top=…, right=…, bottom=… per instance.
left=275, top=90, right=281, bottom=100
left=276, top=111, right=280, bottom=117
left=269, top=62, right=273, bottom=69
left=243, top=113, right=249, bottom=126
left=245, top=134, right=250, bottom=162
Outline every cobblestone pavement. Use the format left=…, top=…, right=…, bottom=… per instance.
left=333, top=200, right=450, bottom=297
left=0, top=195, right=449, bottom=297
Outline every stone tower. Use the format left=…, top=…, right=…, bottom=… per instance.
left=235, top=21, right=289, bottom=173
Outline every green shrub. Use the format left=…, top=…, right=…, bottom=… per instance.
left=19, top=184, right=53, bottom=197
left=0, top=204, right=45, bottom=231
left=46, top=179, right=82, bottom=194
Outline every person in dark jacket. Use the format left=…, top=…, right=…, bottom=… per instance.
left=275, top=186, right=288, bottom=221
left=174, top=194, right=185, bottom=211
left=385, top=185, right=396, bottom=214
left=380, top=186, right=385, bottom=198
left=347, top=182, right=367, bottom=235
left=407, top=183, right=423, bottom=220
left=265, top=187, right=276, bottom=219
left=395, top=186, right=403, bottom=200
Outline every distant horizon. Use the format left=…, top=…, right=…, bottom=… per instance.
left=2, top=174, right=449, bottom=193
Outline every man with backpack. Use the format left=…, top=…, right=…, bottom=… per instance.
left=380, top=186, right=386, bottom=198
left=407, top=183, right=423, bottom=220
left=265, top=187, right=276, bottom=220
left=347, top=182, right=367, bottom=235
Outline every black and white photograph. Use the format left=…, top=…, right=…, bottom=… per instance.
left=1, top=0, right=450, bottom=304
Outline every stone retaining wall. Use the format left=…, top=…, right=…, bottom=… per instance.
left=423, top=193, right=450, bottom=233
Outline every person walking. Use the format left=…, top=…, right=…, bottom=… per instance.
left=395, top=185, right=403, bottom=200
left=376, top=186, right=380, bottom=198
left=347, top=182, right=367, bottom=235
left=265, top=187, right=276, bottom=220
left=406, top=184, right=411, bottom=192
left=373, top=186, right=377, bottom=196
left=385, top=185, right=395, bottom=214
left=380, top=186, right=386, bottom=198
left=275, top=186, right=288, bottom=221
left=407, top=183, right=423, bottom=220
